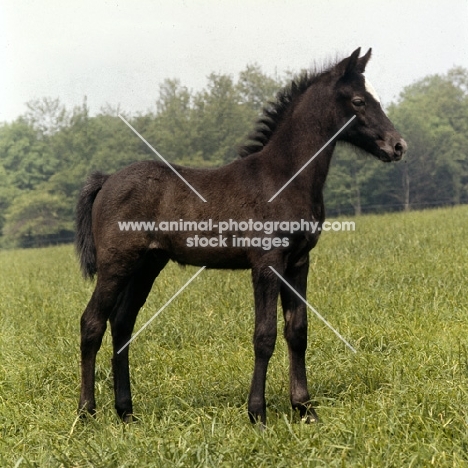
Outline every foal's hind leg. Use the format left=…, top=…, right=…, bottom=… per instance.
left=109, top=254, right=168, bottom=421
left=280, top=255, right=318, bottom=422
left=79, top=272, right=129, bottom=416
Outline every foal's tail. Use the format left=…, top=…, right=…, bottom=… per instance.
left=75, top=172, right=110, bottom=279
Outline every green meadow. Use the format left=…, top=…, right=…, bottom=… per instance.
left=1, top=206, right=468, bottom=467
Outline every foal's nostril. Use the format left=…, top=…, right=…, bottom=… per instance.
left=394, top=141, right=404, bottom=157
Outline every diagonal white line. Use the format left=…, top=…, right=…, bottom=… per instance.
left=269, top=266, right=356, bottom=353
left=268, top=115, right=356, bottom=202
left=117, top=266, right=206, bottom=354
left=118, top=114, right=207, bottom=202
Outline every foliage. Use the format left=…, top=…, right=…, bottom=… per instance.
left=1, top=206, right=468, bottom=466
left=387, top=70, right=468, bottom=207
left=0, top=66, right=468, bottom=247
left=2, top=190, right=74, bottom=248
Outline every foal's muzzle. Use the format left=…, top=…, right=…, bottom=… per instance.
left=378, top=133, right=407, bottom=162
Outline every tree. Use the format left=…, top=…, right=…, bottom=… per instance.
left=237, top=64, right=280, bottom=114
left=0, top=118, right=58, bottom=191
left=141, top=79, right=199, bottom=165
left=25, top=97, right=69, bottom=137
left=2, top=191, right=74, bottom=248
left=190, top=73, right=247, bottom=164
left=387, top=69, right=468, bottom=208
left=326, top=145, right=373, bottom=215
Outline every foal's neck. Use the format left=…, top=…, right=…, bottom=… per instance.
left=265, top=93, right=339, bottom=197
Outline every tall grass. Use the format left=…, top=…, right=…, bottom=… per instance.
left=1, top=206, right=468, bottom=467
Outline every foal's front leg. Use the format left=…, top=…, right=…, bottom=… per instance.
left=280, top=255, right=318, bottom=422
left=248, top=265, right=281, bottom=425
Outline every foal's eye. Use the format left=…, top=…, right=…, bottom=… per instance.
left=352, top=98, right=365, bottom=107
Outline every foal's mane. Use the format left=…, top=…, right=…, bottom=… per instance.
left=238, top=61, right=338, bottom=158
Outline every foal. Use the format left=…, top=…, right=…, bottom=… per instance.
left=76, top=48, right=406, bottom=424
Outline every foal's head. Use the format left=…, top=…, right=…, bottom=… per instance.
left=239, top=48, right=406, bottom=163
left=332, top=47, right=407, bottom=161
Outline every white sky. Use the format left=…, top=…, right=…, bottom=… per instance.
left=1, top=0, right=467, bottom=122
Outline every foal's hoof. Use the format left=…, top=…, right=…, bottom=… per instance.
left=302, top=411, right=319, bottom=424
left=301, top=407, right=319, bottom=424
left=78, top=406, right=96, bottom=420
left=122, top=413, right=137, bottom=423
left=248, top=411, right=267, bottom=429
left=294, top=403, right=319, bottom=423
left=118, top=411, right=138, bottom=424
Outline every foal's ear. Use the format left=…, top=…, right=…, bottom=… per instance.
left=335, top=48, right=360, bottom=77
left=356, top=48, right=372, bottom=73
left=336, top=47, right=372, bottom=77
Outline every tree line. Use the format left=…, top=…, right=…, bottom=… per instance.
left=1, top=65, right=467, bottom=248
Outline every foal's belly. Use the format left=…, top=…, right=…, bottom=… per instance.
left=169, top=244, right=252, bottom=270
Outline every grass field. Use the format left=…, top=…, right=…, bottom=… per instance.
left=1, top=206, right=468, bottom=467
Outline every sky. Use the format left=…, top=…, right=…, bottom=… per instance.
left=1, top=0, right=467, bottom=123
